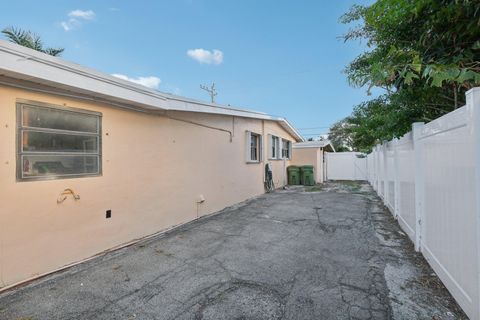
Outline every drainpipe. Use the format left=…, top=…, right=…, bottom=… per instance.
left=262, top=120, right=265, bottom=183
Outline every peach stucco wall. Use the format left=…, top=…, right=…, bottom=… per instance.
left=0, top=85, right=295, bottom=288
left=291, top=148, right=324, bottom=183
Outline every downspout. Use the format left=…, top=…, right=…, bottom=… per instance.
left=320, top=147, right=324, bottom=183
left=262, top=120, right=266, bottom=184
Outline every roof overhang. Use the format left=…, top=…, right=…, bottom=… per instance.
left=293, top=140, right=335, bottom=152
left=0, top=40, right=304, bottom=142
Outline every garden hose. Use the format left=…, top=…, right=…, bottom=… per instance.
left=265, top=163, right=275, bottom=192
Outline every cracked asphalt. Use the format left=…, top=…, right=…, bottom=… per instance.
left=0, top=181, right=467, bottom=320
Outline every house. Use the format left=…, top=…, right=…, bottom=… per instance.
left=291, top=140, right=335, bottom=183
left=0, top=40, right=303, bottom=289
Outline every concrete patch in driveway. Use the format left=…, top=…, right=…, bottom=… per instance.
left=0, top=181, right=467, bottom=320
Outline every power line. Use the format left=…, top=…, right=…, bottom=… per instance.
left=298, top=126, right=330, bottom=130
left=301, top=133, right=329, bottom=136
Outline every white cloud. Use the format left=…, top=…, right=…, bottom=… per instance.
left=60, top=21, right=74, bottom=31
left=68, top=10, right=95, bottom=20
left=112, top=74, right=161, bottom=89
left=61, top=9, right=95, bottom=31
left=187, top=49, right=223, bottom=65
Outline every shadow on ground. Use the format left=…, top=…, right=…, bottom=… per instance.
left=0, top=181, right=467, bottom=320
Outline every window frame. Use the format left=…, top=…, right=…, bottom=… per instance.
left=246, top=130, right=262, bottom=163
left=249, top=132, right=260, bottom=162
left=281, top=139, right=292, bottom=160
left=16, top=100, right=102, bottom=182
left=269, top=135, right=280, bottom=160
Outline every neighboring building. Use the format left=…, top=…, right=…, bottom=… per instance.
left=291, top=140, right=335, bottom=183
left=0, top=40, right=303, bottom=289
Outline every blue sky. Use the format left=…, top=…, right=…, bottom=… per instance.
left=1, top=0, right=374, bottom=138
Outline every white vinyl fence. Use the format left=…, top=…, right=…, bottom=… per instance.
left=366, top=88, right=480, bottom=320
left=326, top=152, right=367, bottom=180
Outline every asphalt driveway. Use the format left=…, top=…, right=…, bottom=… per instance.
left=0, top=181, right=466, bottom=320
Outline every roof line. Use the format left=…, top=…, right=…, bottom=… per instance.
left=0, top=44, right=170, bottom=102
left=0, top=40, right=304, bottom=141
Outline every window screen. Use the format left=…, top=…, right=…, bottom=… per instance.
left=271, top=136, right=279, bottom=159
left=282, top=139, right=291, bottom=159
left=250, top=134, right=259, bottom=161
left=17, top=103, right=102, bottom=180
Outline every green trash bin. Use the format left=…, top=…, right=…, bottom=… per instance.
left=300, top=165, right=315, bottom=186
left=287, top=166, right=300, bottom=185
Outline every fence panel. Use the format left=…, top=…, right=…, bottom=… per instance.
left=418, top=105, right=478, bottom=319
left=378, top=146, right=385, bottom=198
left=367, top=153, right=375, bottom=186
left=326, top=152, right=367, bottom=180
left=385, top=142, right=396, bottom=212
left=360, top=88, right=480, bottom=320
left=395, top=132, right=416, bottom=242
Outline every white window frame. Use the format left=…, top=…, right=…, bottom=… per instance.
left=268, top=135, right=281, bottom=160
left=16, top=101, right=102, bottom=181
left=281, top=139, right=292, bottom=160
left=246, top=130, right=263, bottom=163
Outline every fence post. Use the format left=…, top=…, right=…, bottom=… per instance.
left=373, top=146, right=377, bottom=190
left=383, top=142, right=388, bottom=205
left=412, top=122, right=425, bottom=252
left=376, top=145, right=380, bottom=192
left=371, top=147, right=375, bottom=189
left=379, top=144, right=383, bottom=196
left=466, top=87, right=480, bottom=319
left=393, top=139, right=400, bottom=219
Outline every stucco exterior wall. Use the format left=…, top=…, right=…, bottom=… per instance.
left=0, top=85, right=296, bottom=288
left=291, top=148, right=324, bottom=183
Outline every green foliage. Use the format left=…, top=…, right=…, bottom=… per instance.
left=332, top=0, right=480, bottom=151
left=1, top=27, right=64, bottom=56
left=328, top=119, right=353, bottom=152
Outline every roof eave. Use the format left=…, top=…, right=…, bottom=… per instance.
left=0, top=40, right=304, bottom=141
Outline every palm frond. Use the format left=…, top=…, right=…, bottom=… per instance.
left=2, top=26, right=30, bottom=46
left=31, top=33, right=43, bottom=51
left=43, top=47, right=64, bottom=57
left=2, top=26, right=65, bottom=56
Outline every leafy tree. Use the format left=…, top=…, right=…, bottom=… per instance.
left=334, top=0, right=480, bottom=152
left=2, top=27, right=64, bottom=56
left=328, top=119, right=353, bottom=152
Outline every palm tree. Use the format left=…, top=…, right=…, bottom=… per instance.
left=1, top=27, right=64, bottom=56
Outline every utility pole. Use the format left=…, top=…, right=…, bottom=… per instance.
left=200, top=82, right=218, bottom=104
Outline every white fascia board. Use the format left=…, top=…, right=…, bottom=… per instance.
left=0, top=40, right=169, bottom=111
left=166, top=97, right=275, bottom=120
left=277, top=118, right=304, bottom=142
left=293, top=141, right=333, bottom=149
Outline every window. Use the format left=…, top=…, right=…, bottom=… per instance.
left=250, top=133, right=259, bottom=161
left=282, top=139, right=291, bottom=159
left=246, top=131, right=262, bottom=162
left=270, top=135, right=280, bottom=159
left=17, top=102, right=102, bottom=181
